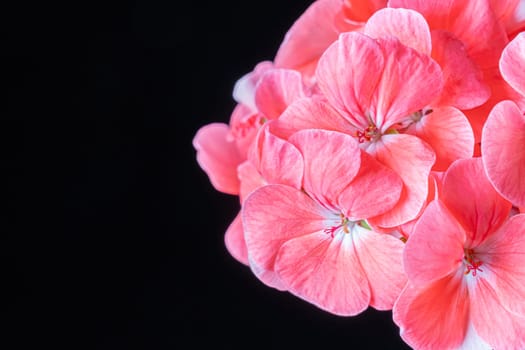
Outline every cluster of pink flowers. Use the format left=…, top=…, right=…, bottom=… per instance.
left=193, top=1, right=525, bottom=348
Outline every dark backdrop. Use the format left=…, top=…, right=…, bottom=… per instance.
left=6, top=1, right=411, bottom=349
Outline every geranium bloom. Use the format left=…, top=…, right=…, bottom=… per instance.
left=482, top=32, right=525, bottom=208
left=393, top=158, right=525, bottom=349
left=274, top=28, right=473, bottom=228
left=243, top=129, right=407, bottom=315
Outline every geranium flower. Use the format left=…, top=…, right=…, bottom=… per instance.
left=274, top=30, right=446, bottom=228
left=393, top=158, right=525, bottom=349
left=243, top=129, right=406, bottom=315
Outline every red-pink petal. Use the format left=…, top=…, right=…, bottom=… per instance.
left=248, top=256, right=287, bottom=291
left=242, top=184, right=329, bottom=272
left=482, top=100, right=525, bottom=207
left=341, top=0, right=387, bottom=23
left=441, top=158, right=512, bottom=247
left=228, top=104, right=261, bottom=159
left=393, top=272, right=470, bottom=350
left=352, top=226, right=407, bottom=310
left=431, top=30, right=490, bottom=110
left=469, top=278, right=525, bottom=349
left=364, top=8, right=431, bottom=55
left=224, top=212, right=248, bottom=265
left=272, top=98, right=354, bottom=139
left=316, top=32, right=384, bottom=130
left=404, top=201, right=465, bottom=285
left=500, top=32, right=525, bottom=98
left=193, top=123, right=243, bottom=195
left=389, top=0, right=508, bottom=73
left=275, top=231, right=370, bottom=316
left=405, top=106, right=474, bottom=172
left=480, top=214, right=525, bottom=317
left=237, top=161, right=265, bottom=203
left=274, top=0, right=343, bottom=82
left=338, top=151, right=403, bottom=220
left=371, top=37, right=443, bottom=130
left=254, top=69, right=307, bottom=120
left=249, top=125, right=304, bottom=190
left=367, top=134, right=435, bottom=228
left=289, top=129, right=362, bottom=211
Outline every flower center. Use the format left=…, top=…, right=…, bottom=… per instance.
left=355, top=124, right=379, bottom=143
left=324, top=214, right=351, bottom=237
left=464, top=248, right=483, bottom=277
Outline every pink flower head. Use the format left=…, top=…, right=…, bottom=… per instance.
left=394, top=157, right=525, bottom=349
left=243, top=129, right=407, bottom=315
left=482, top=32, right=525, bottom=208
left=275, top=30, right=453, bottom=227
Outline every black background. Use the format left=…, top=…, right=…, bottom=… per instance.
left=5, top=1, right=411, bottom=348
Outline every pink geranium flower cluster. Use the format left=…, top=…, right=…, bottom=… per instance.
left=193, top=1, right=525, bottom=348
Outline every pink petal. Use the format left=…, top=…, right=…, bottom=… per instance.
left=500, top=32, right=525, bottom=98
left=338, top=151, right=403, bottom=220
left=364, top=8, right=431, bottom=55
left=249, top=124, right=304, bottom=190
left=371, top=37, right=443, bottom=130
left=441, top=158, right=512, bottom=247
left=488, top=0, right=521, bottom=23
left=469, top=278, right=525, bottom=349
left=274, top=0, right=343, bottom=82
left=393, top=272, right=470, bottom=350
left=367, top=134, right=436, bottom=228
left=482, top=100, right=525, bottom=207
left=224, top=212, right=249, bottom=265
left=405, top=106, right=474, bottom=172
left=233, top=61, right=274, bottom=110
left=248, top=256, right=287, bottom=291
left=341, top=0, right=387, bottom=23
left=193, top=123, right=243, bottom=195
left=404, top=201, right=465, bottom=286
left=271, top=97, right=355, bottom=139
left=480, top=214, right=525, bottom=317
left=254, top=69, right=307, bottom=120
left=228, top=104, right=262, bottom=159
left=275, top=231, right=370, bottom=316
left=242, top=184, right=329, bottom=272
left=289, top=129, right=362, bottom=211
left=316, top=32, right=384, bottom=130
left=237, top=161, right=265, bottom=203
left=352, top=226, right=407, bottom=310
left=431, top=30, right=490, bottom=110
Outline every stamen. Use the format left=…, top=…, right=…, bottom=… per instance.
left=324, top=214, right=351, bottom=237
left=355, top=124, right=378, bottom=143
left=464, top=249, right=483, bottom=276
